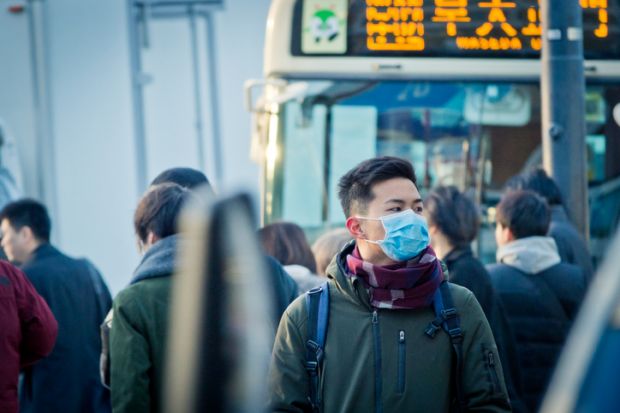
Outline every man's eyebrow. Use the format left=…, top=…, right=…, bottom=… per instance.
left=384, top=198, right=423, bottom=204
left=384, top=199, right=405, bottom=205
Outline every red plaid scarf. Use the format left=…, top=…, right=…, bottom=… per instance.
left=346, top=246, right=444, bottom=310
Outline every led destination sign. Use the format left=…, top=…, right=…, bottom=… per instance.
left=294, top=0, right=620, bottom=59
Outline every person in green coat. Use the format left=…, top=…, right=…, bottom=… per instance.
left=109, top=183, right=190, bottom=413
left=268, top=157, right=512, bottom=413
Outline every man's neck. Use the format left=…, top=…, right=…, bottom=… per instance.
left=24, top=240, right=44, bottom=262
left=431, top=234, right=453, bottom=260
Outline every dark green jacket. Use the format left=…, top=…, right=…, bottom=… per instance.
left=269, top=244, right=511, bottom=412
left=109, top=236, right=177, bottom=413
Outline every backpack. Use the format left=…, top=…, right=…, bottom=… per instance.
left=304, top=280, right=465, bottom=413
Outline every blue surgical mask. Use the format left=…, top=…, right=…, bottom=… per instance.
left=358, top=209, right=430, bottom=262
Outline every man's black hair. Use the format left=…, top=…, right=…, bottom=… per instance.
left=426, top=186, right=479, bottom=248
left=337, top=156, right=417, bottom=217
left=151, top=167, right=210, bottom=190
left=496, top=190, right=550, bottom=239
left=134, top=183, right=189, bottom=242
left=0, top=199, right=51, bottom=242
left=504, top=168, right=563, bottom=206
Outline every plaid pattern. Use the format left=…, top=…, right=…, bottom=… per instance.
left=346, top=246, right=444, bottom=310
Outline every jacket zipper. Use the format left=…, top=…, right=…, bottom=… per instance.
left=487, top=351, right=501, bottom=393
left=397, top=330, right=406, bottom=395
left=372, top=310, right=383, bottom=413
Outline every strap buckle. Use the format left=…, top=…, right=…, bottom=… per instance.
left=447, top=326, right=464, bottom=341
left=441, top=308, right=458, bottom=319
left=305, top=361, right=319, bottom=373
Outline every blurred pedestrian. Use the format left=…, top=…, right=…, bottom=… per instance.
left=109, top=183, right=189, bottom=413
left=0, top=199, right=112, bottom=413
left=311, top=228, right=352, bottom=276
left=505, top=168, right=594, bottom=282
left=425, top=186, right=526, bottom=412
left=151, top=166, right=210, bottom=190
left=488, top=190, right=586, bottom=412
left=150, top=167, right=297, bottom=321
left=269, top=157, right=511, bottom=412
left=0, top=261, right=57, bottom=413
left=259, top=222, right=323, bottom=293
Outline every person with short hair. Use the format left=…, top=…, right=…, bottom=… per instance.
left=488, top=190, right=586, bottom=412
left=259, top=222, right=323, bottom=293
left=269, top=157, right=511, bottom=412
left=425, top=186, right=526, bottom=412
left=311, top=228, right=352, bottom=276
left=0, top=261, right=57, bottom=413
left=0, top=199, right=112, bottom=413
left=505, top=168, right=594, bottom=282
left=149, top=167, right=297, bottom=322
left=109, top=183, right=190, bottom=413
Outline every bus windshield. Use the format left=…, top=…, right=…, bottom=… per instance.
left=268, top=80, right=619, bottom=233
left=264, top=80, right=620, bottom=259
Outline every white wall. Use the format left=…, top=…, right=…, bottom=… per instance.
left=0, top=0, right=270, bottom=294
left=0, top=1, right=37, bottom=196
left=46, top=0, right=140, bottom=294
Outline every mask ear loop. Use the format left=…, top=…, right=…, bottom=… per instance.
left=355, top=215, right=388, bottom=245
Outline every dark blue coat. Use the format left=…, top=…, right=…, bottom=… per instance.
left=549, top=206, right=594, bottom=283
left=19, top=244, right=112, bottom=413
left=487, top=261, right=586, bottom=412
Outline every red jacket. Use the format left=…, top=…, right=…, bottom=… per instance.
left=0, top=260, right=57, bottom=413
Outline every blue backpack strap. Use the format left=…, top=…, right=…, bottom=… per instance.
left=426, top=281, right=466, bottom=412
left=305, top=282, right=329, bottom=413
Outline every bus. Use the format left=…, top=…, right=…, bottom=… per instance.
left=246, top=0, right=620, bottom=265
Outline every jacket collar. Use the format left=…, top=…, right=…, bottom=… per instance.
left=550, top=205, right=569, bottom=223
left=23, top=243, right=58, bottom=265
left=442, top=245, right=473, bottom=266
left=325, top=241, right=376, bottom=310
left=496, top=236, right=561, bottom=274
left=131, top=234, right=178, bottom=284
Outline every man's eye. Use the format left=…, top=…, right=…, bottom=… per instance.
left=414, top=206, right=424, bottom=213
left=388, top=207, right=402, bottom=212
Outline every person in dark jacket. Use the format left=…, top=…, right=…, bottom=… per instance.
left=0, top=261, right=57, bottom=413
left=0, top=199, right=112, bottom=413
left=425, top=186, right=526, bottom=412
left=505, top=168, right=594, bottom=282
left=109, top=183, right=189, bottom=413
left=150, top=167, right=298, bottom=319
left=488, top=190, right=587, bottom=412
left=269, top=157, right=511, bottom=413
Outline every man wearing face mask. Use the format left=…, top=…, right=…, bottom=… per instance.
left=268, top=157, right=511, bottom=413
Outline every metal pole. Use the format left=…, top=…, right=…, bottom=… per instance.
left=188, top=6, right=206, bottom=172
left=204, top=12, right=223, bottom=184
left=27, top=0, right=59, bottom=238
left=541, top=0, right=589, bottom=240
left=128, top=0, right=149, bottom=195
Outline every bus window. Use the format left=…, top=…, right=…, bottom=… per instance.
left=264, top=79, right=620, bottom=258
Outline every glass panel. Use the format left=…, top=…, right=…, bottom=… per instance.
left=268, top=80, right=620, bottom=255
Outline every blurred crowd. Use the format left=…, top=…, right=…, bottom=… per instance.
left=0, top=157, right=593, bottom=413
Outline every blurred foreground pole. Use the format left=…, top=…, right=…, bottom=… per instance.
left=164, top=190, right=273, bottom=413
left=541, top=0, right=589, bottom=240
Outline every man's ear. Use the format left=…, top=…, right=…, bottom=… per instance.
left=146, top=231, right=160, bottom=247
left=19, top=226, right=35, bottom=242
left=504, top=226, right=516, bottom=243
left=345, top=216, right=365, bottom=239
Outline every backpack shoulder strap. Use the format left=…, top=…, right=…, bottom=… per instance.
left=305, top=282, right=329, bottom=413
left=426, top=281, right=466, bottom=412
